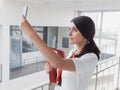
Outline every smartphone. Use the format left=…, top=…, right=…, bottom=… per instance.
left=23, top=6, right=28, bottom=18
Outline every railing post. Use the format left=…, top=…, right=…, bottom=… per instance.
left=49, top=83, right=55, bottom=90
left=48, top=83, right=51, bottom=90
left=95, top=65, right=98, bottom=90
left=31, top=83, right=50, bottom=90
left=116, top=57, right=120, bottom=90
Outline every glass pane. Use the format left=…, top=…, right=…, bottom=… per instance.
left=102, top=12, right=120, bottom=39
left=10, top=37, right=22, bottom=68
left=10, top=26, right=21, bottom=36
left=100, top=12, right=120, bottom=59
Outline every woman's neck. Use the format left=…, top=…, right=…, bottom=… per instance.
left=75, top=41, right=88, bottom=55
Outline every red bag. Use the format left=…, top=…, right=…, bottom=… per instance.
left=49, top=47, right=65, bottom=83
left=49, top=67, right=57, bottom=83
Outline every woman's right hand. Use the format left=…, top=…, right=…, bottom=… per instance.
left=44, top=62, right=53, bottom=73
left=19, top=16, right=35, bottom=39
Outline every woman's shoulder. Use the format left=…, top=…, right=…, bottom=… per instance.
left=72, top=52, right=98, bottom=73
left=75, top=52, right=98, bottom=62
left=83, top=52, right=97, bottom=58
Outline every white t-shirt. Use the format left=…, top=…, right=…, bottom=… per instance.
left=55, top=51, right=98, bottom=90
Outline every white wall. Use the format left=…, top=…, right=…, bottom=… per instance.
left=0, top=26, right=2, bottom=83
left=1, top=25, right=10, bottom=90
left=57, top=27, right=74, bottom=57
left=0, top=26, right=2, bottom=64
left=3, top=71, right=49, bottom=90
left=0, top=0, right=74, bottom=26
left=0, top=84, right=2, bottom=90
left=0, top=0, right=3, bottom=8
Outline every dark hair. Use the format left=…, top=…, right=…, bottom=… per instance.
left=71, top=16, right=100, bottom=60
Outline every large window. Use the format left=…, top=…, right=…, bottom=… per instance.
left=79, top=11, right=119, bottom=60
left=102, top=12, right=120, bottom=39
left=10, top=25, right=44, bottom=53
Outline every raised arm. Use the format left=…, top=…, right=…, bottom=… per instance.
left=19, top=16, right=75, bottom=71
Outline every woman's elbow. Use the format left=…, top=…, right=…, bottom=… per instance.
left=52, top=61, right=63, bottom=69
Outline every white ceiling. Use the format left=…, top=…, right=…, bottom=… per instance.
left=12, top=0, right=120, bottom=10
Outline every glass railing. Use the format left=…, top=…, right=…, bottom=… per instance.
left=100, top=40, right=117, bottom=60
left=10, top=57, right=45, bottom=79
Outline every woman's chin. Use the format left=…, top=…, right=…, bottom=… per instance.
left=69, top=41, right=74, bottom=45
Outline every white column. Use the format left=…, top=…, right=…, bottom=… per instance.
left=0, top=26, right=2, bottom=64
left=0, top=26, right=2, bottom=87
left=1, top=25, right=10, bottom=90
left=116, top=33, right=120, bottom=89
left=0, top=0, right=3, bottom=8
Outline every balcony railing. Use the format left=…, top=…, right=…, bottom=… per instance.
left=88, top=56, right=120, bottom=90
left=28, top=56, right=120, bottom=90
left=31, top=83, right=50, bottom=90
left=100, top=40, right=117, bottom=60
left=10, top=57, right=45, bottom=79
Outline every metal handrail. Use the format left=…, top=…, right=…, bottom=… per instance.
left=99, top=40, right=117, bottom=60
left=22, top=57, right=45, bottom=65
left=100, top=40, right=117, bottom=53
left=91, top=56, right=120, bottom=90
left=100, top=40, right=117, bottom=49
left=95, top=63, right=118, bottom=74
left=31, top=82, right=50, bottom=90
left=116, top=57, right=120, bottom=90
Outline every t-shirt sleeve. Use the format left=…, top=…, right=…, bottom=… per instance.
left=72, top=53, right=98, bottom=74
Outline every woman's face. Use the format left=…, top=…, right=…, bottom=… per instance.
left=68, top=22, right=86, bottom=45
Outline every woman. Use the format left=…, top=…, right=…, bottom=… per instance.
left=20, top=16, right=100, bottom=90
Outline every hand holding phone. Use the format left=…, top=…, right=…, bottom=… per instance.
left=23, top=6, right=28, bottom=18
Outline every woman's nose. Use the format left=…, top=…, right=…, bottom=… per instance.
left=68, top=30, right=72, bottom=36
